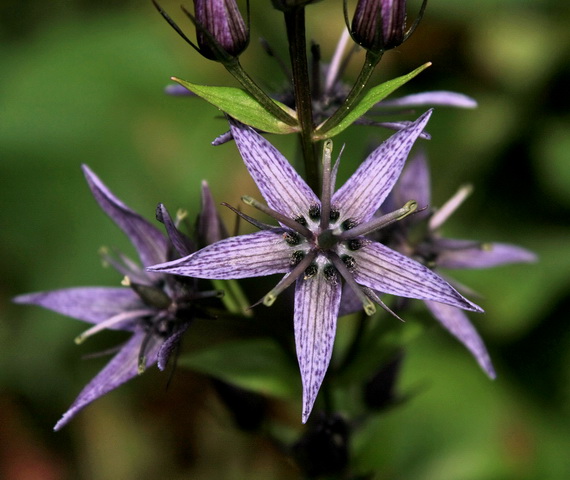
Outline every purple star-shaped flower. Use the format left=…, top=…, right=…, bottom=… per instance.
left=376, top=151, right=537, bottom=378
left=14, top=166, right=219, bottom=430
left=149, top=110, right=482, bottom=423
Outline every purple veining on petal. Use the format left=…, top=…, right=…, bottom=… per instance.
left=229, top=119, right=319, bottom=217
left=425, top=300, right=496, bottom=379
left=353, top=241, right=483, bottom=312
left=148, top=230, right=292, bottom=279
left=384, top=151, right=431, bottom=216
left=82, top=165, right=168, bottom=268
left=332, top=110, right=432, bottom=224
left=13, top=287, right=142, bottom=325
left=156, top=203, right=194, bottom=257
left=436, top=240, right=538, bottom=269
left=54, top=331, right=162, bottom=431
left=294, top=271, right=342, bottom=424
left=198, top=180, right=228, bottom=245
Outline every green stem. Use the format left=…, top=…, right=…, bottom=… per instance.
left=316, top=49, right=383, bottom=136
left=283, top=7, right=319, bottom=193
left=224, top=59, right=298, bottom=127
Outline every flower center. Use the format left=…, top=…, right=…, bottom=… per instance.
left=317, top=229, right=338, bottom=250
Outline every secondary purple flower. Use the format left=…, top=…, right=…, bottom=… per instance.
left=376, top=152, right=537, bottom=378
left=148, top=110, right=482, bottom=423
left=14, top=166, right=220, bottom=430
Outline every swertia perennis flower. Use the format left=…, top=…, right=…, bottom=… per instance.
left=14, top=166, right=220, bottom=430
left=374, top=152, right=537, bottom=378
left=148, top=110, right=483, bottom=423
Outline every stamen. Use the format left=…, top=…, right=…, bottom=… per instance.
left=241, top=196, right=313, bottom=238
left=339, top=201, right=417, bottom=240
left=221, top=202, right=274, bottom=231
left=175, top=208, right=188, bottom=224
left=74, top=309, right=155, bottom=345
left=330, top=254, right=376, bottom=316
left=99, top=247, right=149, bottom=285
left=138, top=329, right=156, bottom=374
left=320, top=140, right=334, bottom=230
left=362, top=288, right=405, bottom=323
left=262, top=251, right=317, bottom=306
left=330, top=144, right=344, bottom=199
left=429, top=184, right=473, bottom=231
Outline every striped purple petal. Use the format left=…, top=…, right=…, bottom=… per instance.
left=378, top=91, right=477, bottom=109
left=229, top=119, right=319, bottom=217
left=384, top=151, right=431, bottom=216
left=198, top=180, right=228, bottom=246
left=13, top=287, right=142, bottom=326
left=294, top=272, right=342, bottom=424
left=54, top=330, right=162, bottom=430
left=424, top=300, right=496, bottom=379
left=352, top=241, right=482, bottom=312
left=332, top=110, right=432, bottom=224
left=82, top=165, right=168, bottom=268
left=147, top=230, right=291, bottom=279
left=436, top=240, right=537, bottom=269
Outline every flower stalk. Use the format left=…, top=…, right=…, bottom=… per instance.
left=283, top=6, right=320, bottom=192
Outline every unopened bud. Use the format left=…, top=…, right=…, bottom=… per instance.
left=350, top=0, right=425, bottom=52
left=193, top=0, right=249, bottom=60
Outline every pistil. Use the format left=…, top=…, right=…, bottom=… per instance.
left=74, top=308, right=155, bottom=345
left=338, top=200, right=418, bottom=240
left=262, top=250, right=317, bottom=306
left=242, top=195, right=313, bottom=239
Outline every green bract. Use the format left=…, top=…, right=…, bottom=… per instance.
left=173, top=77, right=299, bottom=134
left=314, top=62, right=431, bottom=140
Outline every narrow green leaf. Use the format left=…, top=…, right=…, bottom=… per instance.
left=178, top=338, right=301, bottom=399
left=172, top=77, right=299, bottom=134
left=314, top=62, right=432, bottom=140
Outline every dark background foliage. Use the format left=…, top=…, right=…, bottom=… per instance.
left=1, top=1, right=569, bottom=478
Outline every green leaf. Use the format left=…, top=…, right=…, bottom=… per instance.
left=172, top=77, right=299, bottom=134
left=178, top=338, right=300, bottom=399
left=314, top=62, right=432, bottom=140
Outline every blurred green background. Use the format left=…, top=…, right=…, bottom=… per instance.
left=1, top=0, right=569, bottom=479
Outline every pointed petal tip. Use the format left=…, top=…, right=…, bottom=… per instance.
left=53, top=412, right=72, bottom=432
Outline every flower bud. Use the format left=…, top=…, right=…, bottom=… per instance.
left=350, top=0, right=421, bottom=52
left=193, top=0, right=249, bottom=60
